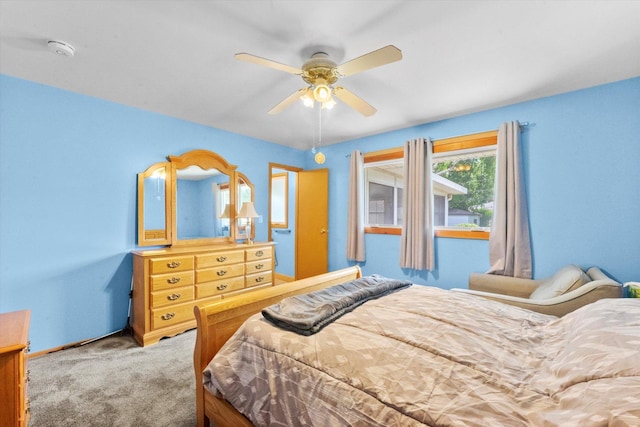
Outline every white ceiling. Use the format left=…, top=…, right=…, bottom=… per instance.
left=1, top=1, right=639, bottom=150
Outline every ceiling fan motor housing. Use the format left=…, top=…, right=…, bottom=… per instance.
left=301, top=52, right=339, bottom=85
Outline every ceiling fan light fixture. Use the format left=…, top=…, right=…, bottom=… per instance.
left=313, top=83, right=332, bottom=103
left=322, top=99, right=336, bottom=110
left=300, top=89, right=314, bottom=107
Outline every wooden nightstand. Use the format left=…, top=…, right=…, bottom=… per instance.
left=0, top=310, right=31, bottom=427
left=624, top=282, right=640, bottom=298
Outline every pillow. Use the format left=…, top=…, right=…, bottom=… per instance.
left=586, top=266, right=609, bottom=281
left=529, top=265, right=591, bottom=300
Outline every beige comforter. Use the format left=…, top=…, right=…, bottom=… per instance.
left=204, top=285, right=640, bottom=426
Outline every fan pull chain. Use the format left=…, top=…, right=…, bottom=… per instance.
left=312, top=101, right=326, bottom=164
left=312, top=101, right=321, bottom=153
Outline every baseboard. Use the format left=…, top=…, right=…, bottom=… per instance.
left=28, top=328, right=129, bottom=359
left=275, top=272, right=295, bottom=283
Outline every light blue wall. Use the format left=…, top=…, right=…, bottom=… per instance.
left=308, top=77, right=640, bottom=288
left=0, top=75, right=304, bottom=352
left=2, top=74, right=638, bottom=352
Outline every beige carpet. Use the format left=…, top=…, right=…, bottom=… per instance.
left=27, top=329, right=197, bottom=427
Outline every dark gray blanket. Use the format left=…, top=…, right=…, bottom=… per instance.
left=261, top=274, right=412, bottom=335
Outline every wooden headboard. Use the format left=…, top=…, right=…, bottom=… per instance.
left=193, top=266, right=362, bottom=427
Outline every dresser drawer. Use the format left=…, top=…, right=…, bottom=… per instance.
left=246, top=271, right=272, bottom=288
left=151, top=286, right=194, bottom=308
left=151, top=303, right=194, bottom=329
left=246, top=259, right=271, bottom=274
left=149, top=255, right=194, bottom=274
left=197, top=263, right=245, bottom=283
left=196, top=250, right=244, bottom=268
left=150, top=271, right=195, bottom=291
left=196, top=276, right=245, bottom=298
left=246, top=246, right=272, bottom=262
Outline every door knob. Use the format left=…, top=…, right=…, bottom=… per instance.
left=320, top=229, right=327, bottom=234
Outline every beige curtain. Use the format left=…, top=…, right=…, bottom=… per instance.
left=346, top=150, right=365, bottom=262
left=400, top=138, right=435, bottom=270
left=488, top=121, right=532, bottom=278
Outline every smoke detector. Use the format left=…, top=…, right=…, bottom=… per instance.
left=47, top=40, right=75, bottom=57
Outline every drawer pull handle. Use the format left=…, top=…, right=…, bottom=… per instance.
left=217, top=270, right=227, bottom=277
left=255, top=276, right=265, bottom=283
left=167, top=261, right=182, bottom=269
left=255, top=250, right=264, bottom=257
left=167, top=277, right=181, bottom=284
left=216, top=256, right=227, bottom=262
left=167, top=293, right=181, bottom=301
left=161, top=312, right=175, bottom=321
left=255, top=263, right=264, bottom=270
left=217, top=284, right=228, bottom=291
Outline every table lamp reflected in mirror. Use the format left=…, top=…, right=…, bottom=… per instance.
left=238, top=201, right=260, bottom=244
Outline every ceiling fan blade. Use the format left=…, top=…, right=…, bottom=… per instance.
left=268, top=88, right=310, bottom=114
left=336, top=45, right=402, bottom=77
left=235, top=53, right=302, bottom=75
left=333, top=87, right=377, bottom=117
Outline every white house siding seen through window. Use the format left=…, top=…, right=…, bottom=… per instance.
left=364, top=146, right=496, bottom=231
left=434, top=194, right=446, bottom=226
left=365, top=163, right=403, bottom=226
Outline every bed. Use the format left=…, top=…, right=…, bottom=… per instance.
left=193, top=266, right=640, bottom=426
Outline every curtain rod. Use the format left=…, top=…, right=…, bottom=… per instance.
left=345, top=121, right=533, bottom=157
left=519, top=121, right=532, bottom=131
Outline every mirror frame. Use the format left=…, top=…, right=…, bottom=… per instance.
left=168, top=149, right=238, bottom=247
left=236, top=172, right=256, bottom=241
left=137, top=162, right=172, bottom=247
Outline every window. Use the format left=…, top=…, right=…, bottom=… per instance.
left=364, top=131, right=497, bottom=239
left=270, top=172, right=288, bottom=228
left=432, top=146, right=496, bottom=231
left=365, top=163, right=403, bottom=226
left=216, top=183, right=231, bottom=236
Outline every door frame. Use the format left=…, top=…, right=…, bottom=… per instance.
left=268, top=163, right=303, bottom=279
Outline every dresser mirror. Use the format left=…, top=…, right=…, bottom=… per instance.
left=169, top=150, right=238, bottom=246
left=137, top=149, right=241, bottom=247
left=137, top=162, right=171, bottom=246
left=236, top=172, right=255, bottom=240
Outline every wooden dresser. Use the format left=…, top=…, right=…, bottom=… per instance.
left=0, top=310, right=31, bottom=427
left=132, top=242, right=275, bottom=346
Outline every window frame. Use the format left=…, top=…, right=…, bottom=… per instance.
left=363, top=130, right=497, bottom=240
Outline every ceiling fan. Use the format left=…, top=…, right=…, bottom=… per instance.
left=235, top=45, right=402, bottom=117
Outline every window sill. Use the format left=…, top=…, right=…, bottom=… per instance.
left=435, top=229, right=489, bottom=240
left=365, top=226, right=489, bottom=240
left=365, top=226, right=401, bottom=235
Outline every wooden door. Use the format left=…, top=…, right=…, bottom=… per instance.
left=295, top=169, right=328, bottom=279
